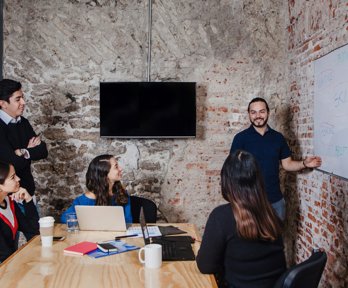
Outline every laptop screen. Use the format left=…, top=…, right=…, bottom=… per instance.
left=75, top=205, right=127, bottom=231
left=139, top=207, right=151, bottom=245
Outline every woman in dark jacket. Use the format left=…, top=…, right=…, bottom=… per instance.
left=0, top=161, right=39, bottom=263
left=197, top=150, right=286, bottom=288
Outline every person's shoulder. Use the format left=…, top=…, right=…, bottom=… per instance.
left=210, top=203, right=232, bottom=218
left=19, top=116, right=30, bottom=123
left=208, top=204, right=236, bottom=232
left=268, top=126, right=286, bottom=138
left=74, top=193, right=90, bottom=202
left=0, top=121, right=6, bottom=133
left=0, top=117, right=7, bottom=128
left=75, top=193, right=96, bottom=205
left=77, top=194, right=87, bottom=199
left=267, top=125, right=280, bottom=134
left=232, top=127, right=251, bottom=144
left=83, top=191, right=96, bottom=200
left=18, top=117, right=32, bottom=127
left=235, top=126, right=252, bottom=136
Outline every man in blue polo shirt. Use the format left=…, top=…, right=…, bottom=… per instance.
left=230, top=97, right=321, bottom=220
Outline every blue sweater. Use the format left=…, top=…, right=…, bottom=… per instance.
left=60, top=193, right=133, bottom=224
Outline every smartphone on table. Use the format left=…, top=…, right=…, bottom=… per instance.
left=97, top=242, right=118, bottom=253
left=53, top=236, right=66, bottom=241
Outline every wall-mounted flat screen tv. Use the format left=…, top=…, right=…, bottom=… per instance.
left=100, top=82, right=196, bottom=138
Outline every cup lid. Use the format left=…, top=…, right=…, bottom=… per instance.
left=39, top=216, right=55, bottom=223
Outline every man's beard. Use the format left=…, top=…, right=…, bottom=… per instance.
left=250, top=116, right=268, bottom=128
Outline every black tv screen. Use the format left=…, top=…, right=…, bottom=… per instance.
left=100, top=82, right=196, bottom=138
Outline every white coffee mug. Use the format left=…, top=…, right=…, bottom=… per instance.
left=138, top=244, right=162, bottom=269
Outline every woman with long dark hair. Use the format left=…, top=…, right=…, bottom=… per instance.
left=61, top=154, right=132, bottom=223
left=196, top=150, right=286, bottom=287
left=0, top=161, right=39, bottom=262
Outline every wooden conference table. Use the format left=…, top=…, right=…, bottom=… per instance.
left=0, top=223, right=217, bottom=288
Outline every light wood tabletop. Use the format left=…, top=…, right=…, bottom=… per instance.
left=0, top=223, right=217, bottom=288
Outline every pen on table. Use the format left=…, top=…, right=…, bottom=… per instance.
left=115, top=234, right=138, bottom=240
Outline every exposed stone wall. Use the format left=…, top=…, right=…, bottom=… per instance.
left=286, top=0, right=348, bottom=287
left=3, top=0, right=288, bottom=229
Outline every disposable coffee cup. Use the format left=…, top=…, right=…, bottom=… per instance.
left=39, top=216, right=55, bottom=247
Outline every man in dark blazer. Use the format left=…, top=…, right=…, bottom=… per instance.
left=0, top=79, right=48, bottom=199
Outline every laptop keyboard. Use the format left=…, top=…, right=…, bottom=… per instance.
left=151, top=238, right=195, bottom=261
left=162, top=242, right=177, bottom=258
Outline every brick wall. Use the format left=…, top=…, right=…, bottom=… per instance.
left=286, top=0, right=348, bottom=287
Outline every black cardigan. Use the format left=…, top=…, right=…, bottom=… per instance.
left=0, top=117, right=48, bottom=195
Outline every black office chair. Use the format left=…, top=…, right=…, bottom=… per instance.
left=273, top=250, right=327, bottom=288
left=130, top=196, right=157, bottom=223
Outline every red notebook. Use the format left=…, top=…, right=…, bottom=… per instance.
left=64, top=241, right=97, bottom=256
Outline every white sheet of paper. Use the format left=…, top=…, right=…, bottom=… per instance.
left=126, top=226, right=161, bottom=238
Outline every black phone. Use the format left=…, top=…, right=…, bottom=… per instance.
left=53, top=236, right=66, bottom=241
left=97, top=242, right=118, bottom=253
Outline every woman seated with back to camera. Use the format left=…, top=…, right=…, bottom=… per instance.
left=0, top=161, right=39, bottom=263
left=61, top=154, right=132, bottom=224
left=196, top=150, right=286, bottom=288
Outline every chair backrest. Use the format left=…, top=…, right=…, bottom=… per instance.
left=130, top=196, right=157, bottom=223
left=273, top=250, right=327, bottom=288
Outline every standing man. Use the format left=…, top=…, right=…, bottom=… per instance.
left=230, top=97, right=321, bottom=220
left=0, top=79, right=48, bottom=199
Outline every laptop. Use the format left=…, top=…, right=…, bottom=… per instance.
left=139, top=208, right=195, bottom=261
left=75, top=205, right=127, bottom=231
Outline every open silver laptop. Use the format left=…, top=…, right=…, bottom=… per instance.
left=75, top=206, right=127, bottom=231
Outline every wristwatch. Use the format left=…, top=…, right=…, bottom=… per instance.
left=19, top=149, right=30, bottom=159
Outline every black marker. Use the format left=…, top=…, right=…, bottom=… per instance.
left=115, top=234, right=138, bottom=240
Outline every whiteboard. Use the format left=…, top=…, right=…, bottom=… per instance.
left=314, top=44, right=348, bottom=179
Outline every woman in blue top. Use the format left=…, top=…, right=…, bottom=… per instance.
left=61, top=154, right=132, bottom=224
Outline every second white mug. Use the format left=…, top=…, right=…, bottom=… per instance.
left=138, top=244, right=162, bottom=269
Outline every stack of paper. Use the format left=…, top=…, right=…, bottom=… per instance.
left=126, top=226, right=162, bottom=238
